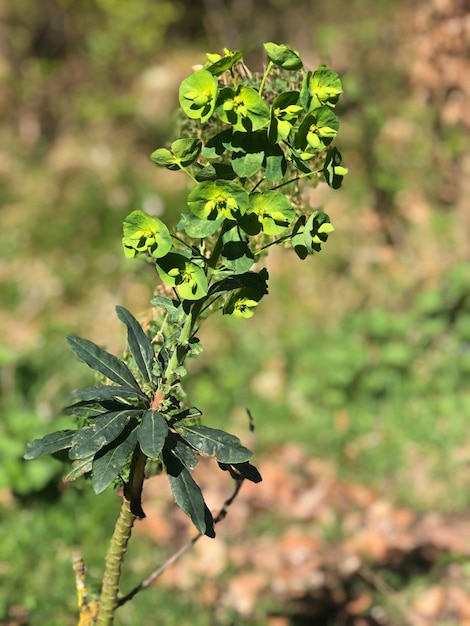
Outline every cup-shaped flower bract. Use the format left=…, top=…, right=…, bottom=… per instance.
left=122, top=210, right=172, bottom=259
left=217, top=86, right=270, bottom=132
left=156, top=252, right=208, bottom=301
left=243, top=191, right=295, bottom=236
left=179, top=69, right=218, bottom=123
left=187, top=180, right=250, bottom=222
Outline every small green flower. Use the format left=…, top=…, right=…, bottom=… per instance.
left=231, top=297, right=259, bottom=318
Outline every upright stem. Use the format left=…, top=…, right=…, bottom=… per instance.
left=96, top=498, right=135, bottom=626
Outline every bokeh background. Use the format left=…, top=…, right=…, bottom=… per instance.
left=1, top=0, right=470, bottom=624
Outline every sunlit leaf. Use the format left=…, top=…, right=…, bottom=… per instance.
left=179, top=70, right=218, bottom=123
left=67, top=334, right=142, bottom=392
left=138, top=409, right=168, bottom=459
left=216, top=86, right=270, bottom=132
left=264, top=42, right=303, bottom=70
left=187, top=180, right=250, bottom=221
left=69, top=410, right=140, bottom=460
left=24, top=430, right=75, bottom=460
left=150, top=138, right=201, bottom=171
left=205, top=49, right=243, bottom=75
left=156, top=253, right=208, bottom=301
left=122, top=210, right=172, bottom=259
left=245, top=191, right=294, bottom=236
left=176, top=424, right=253, bottom=463
left=177, top=212, right=225, bottom=238
left=300, top=66, right=342, bottom=111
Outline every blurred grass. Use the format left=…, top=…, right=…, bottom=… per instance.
left=1, top=0, right=469, bottom=623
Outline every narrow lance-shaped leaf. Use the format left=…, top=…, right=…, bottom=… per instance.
left=138, top=409, right=168, bottom=459
left=92, top=427, right=139, bottom=494
left=168, top=467, right=215, bottom=537
left=64, top=456, right=94, bottom=482
left=69, top=385, right=146, bottom=404
left=116, top=306, right=155, bottom=385
left=66, top=335, right=142, bottom=392
left=176, top=424, right=253, bottom=463
left=69, top=410, right=140, bottom=460
left=24, top=430, right=75, bottom=460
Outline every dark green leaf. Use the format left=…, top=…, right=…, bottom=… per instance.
left=70, top=385, right=146, bottom=404
left=176, top=424, right=252, bottom=463
left=221, top=228, right=254, bottom=274
left=66, top=335, right=142, bottom=392
left=195, top=163, right=236, bottom=182
left=92, top=427, right=138, bottom=494
left=63, top=404, right=109, bottom=418
left=138, top=409, right=168, bottom=459
left=218, top=461, right=262, bottom=483
left=173, top=440, right=198, bottom=472
left=24, top=430, right=75, bottom=460
left=69, top=410, right=140, bottom=460
left=150, top=296, right=183, bottom=322
left=64, top=456, right=93, bottom=481
left=323, top=147, right=348, bottom=189
left=168, top=467, right=214, bottom=537
left=209, top=268, right=269, bottom=297
left=116, top=306, right=155, bottom=385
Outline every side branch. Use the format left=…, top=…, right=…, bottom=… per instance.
left=117, top=476, right=245, bottom=608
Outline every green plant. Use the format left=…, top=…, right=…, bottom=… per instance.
left=24, top=43, right=346, bottom=624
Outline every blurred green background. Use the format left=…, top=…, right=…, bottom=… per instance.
left=1, top=0, right=469, bottom=624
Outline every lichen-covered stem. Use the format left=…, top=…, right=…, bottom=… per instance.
left=95, top=497, right=136, bottom=626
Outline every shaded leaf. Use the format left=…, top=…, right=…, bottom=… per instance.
left=176, top=424, right=252, bottom=463
left=168, top=467, right=215, bottom=537
left=218, top=461, right=262, bottom=483
left=138, top=409, right=168, bottom=459
left=24, top=430, right=75, bottom=460
left=116, top=306, right=155, bottom=385
left=66, top=335, right=142, bottom=392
